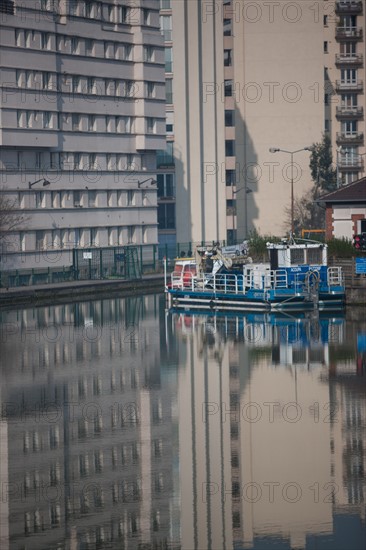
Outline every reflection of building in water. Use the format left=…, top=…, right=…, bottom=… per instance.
left=171, top=311, right=365, bottom=550
left=325, top=336, right=366, bottom=525
left=0, top=296, right=179, bottom=549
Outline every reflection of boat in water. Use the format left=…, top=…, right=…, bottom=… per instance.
left=169, top=309, right=345, bottom=366
left=165, top=239, right=345, bottom=312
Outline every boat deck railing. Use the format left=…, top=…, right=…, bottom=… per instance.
left=170, top=269, right=302, bottom=295
left=327, top=266, right=344, bottom=287
left=169, top=266, right=344, bottom=294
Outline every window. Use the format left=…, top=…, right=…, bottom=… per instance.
left=107, top=3, right=115, bottom=22
left=224, top=49, right=232, bottom=66
left=125, top=190, right=133, bottom=206
left=35, top=191, right=45, bottom=208
left=41, top=32, right=51, bottom=50
left=73, top=190, right=81, bottom=207
left=88, top=115, right=96, bottom=131
left=142, top=8, right=150, bottom=25
left=165, top=47, right=173, bottom=72
left=160, top=0, right=171, bottom=8
left=144, top=46, right=154, bottom=62
left=226, top=169, right=236, bottom=186
left=126, top=81, right=135, bottom=97
left=106, top=154, right=115, bottom=171
left=85, top=39, right=95, bottom=56
left=25, top=30, right=34, bottom=48
left=341, top=68, right=357, bottom=84
left=323, top=15, right=328, bottom=26
left=71, top=37, right=80, bottom=54
left=88, top=191, right=97, bottom=207
left=146, top=82, right=155, bottom=98
left=165, top=79, right=173, bottom=103
left=73, top=153, right=81, bottom=170
left=341, top=15, right=356, bottom=29
left=158, top=203, right=175, bottom=229
left=43, top=111, right=52, bottom=129
left=42, top=72, right=52, bottom=90
left=50, top=153, right=59, bottom=170
left=157, top=143, right=174, bottom=167
left=127, top=226, right=135, bottom=244
left=118, top=5, right=129, bottom=23
left=15, top=29, right=23, bottom=47
left=160, top=15, right=172, bottom=41
left=157, top=174, right=175, bottom=198
left=224, top=79, right=233, bottom=97
left=72, top=114, right=80, bottom=131
left=340, top=42, right=356, bottom=57
left=146, top=118, right=155, bottom=134
left=104, top=41, right=115, bottom=59
left=116, top=116, right=134, bottom=133
left=89, top=154, right=97, bottom=170
left=122, top=44, right=132, bottom=61
left=87, top=77, right=97, bottom=94
left=106, top=79, right=118, bottom=96
left=225, top=140, right=235, bottom=156
left=226, top=199, right=236, bottom=216
left=72, top=75, right=81, bottom=93
left=35, top=230, right=45, bottom=251
left=17, top=111, right=24, bottom=128
left=126, top=154, right=134, bottom=170
left=225, top=110, right=234, bottom=126
left=341, top=93, right=358, bottom=108
left=324, top=41, right=328, bottom=53
left=224, top=19, right=232, bottom=36
left=342, top=120, right=357, bottom=136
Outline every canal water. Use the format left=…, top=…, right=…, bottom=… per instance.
left=0, top=294, right=365, bottom=550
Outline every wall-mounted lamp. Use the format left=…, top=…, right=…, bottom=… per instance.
left=28, top=178, right=50, bottom=189
left=138, top=178, right=157, bottom=188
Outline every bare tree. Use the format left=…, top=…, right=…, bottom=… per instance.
left=283, top=189, right=326, bottom=234
left=0, top=190, right=29, bottom=244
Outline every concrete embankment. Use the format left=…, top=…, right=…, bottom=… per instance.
left=0, top=272, right=365, bottom=309
left=0, top=275, right=165, bottom=309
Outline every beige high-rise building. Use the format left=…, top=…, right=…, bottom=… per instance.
left=327, top=1, right=366, bottom=186
left=159, top=0, right=365, bottom=247
left=0, top=0, right=166, bottom=270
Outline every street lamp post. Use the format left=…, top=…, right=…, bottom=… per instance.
left=138, top=178, right=157, bottom=188
left=28, top=178, right=50, bottom=189
left=269, top=147, right=311, bottom=235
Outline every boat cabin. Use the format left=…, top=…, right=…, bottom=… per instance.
left=267, top=241, right=327, bottom=271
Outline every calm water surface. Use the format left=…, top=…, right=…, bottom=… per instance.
left=0, top=294, right=365, bottom=550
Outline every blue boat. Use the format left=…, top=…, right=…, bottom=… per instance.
left=164, top=239, right=345, bottom=312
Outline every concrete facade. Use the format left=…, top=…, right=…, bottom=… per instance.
left=161, top=0, right=366, bottom=245
left=0, top=0, right=166, bottom=269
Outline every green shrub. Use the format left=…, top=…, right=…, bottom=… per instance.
left=326, top=237, right=361, bottom=258
left=247, top=231, right=281, bottom=260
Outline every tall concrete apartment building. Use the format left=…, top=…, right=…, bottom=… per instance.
left=327, top=0, right=366, bottom=185
left=159, top=0, right=366, bottom=246
left=0, top=0, right=165, bottom=269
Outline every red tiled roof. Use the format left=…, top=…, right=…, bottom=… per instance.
left=317, top=177, right=366, bottom=203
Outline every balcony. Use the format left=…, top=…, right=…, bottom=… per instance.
left=336, top=27, right=363, bottom=40
left=336, top=105, right=364, bottom=118
left=335, top=1, right=363, bottom=14
left=338, top=155, right=363, bottom=169
left=335, top=53, right=363, bottom=66
left=336, top=131, right=364, bottom=144
left=335, top=79, right=363, bottom=92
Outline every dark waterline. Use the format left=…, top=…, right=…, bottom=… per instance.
left=0, top=294, right=365, bottom=550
